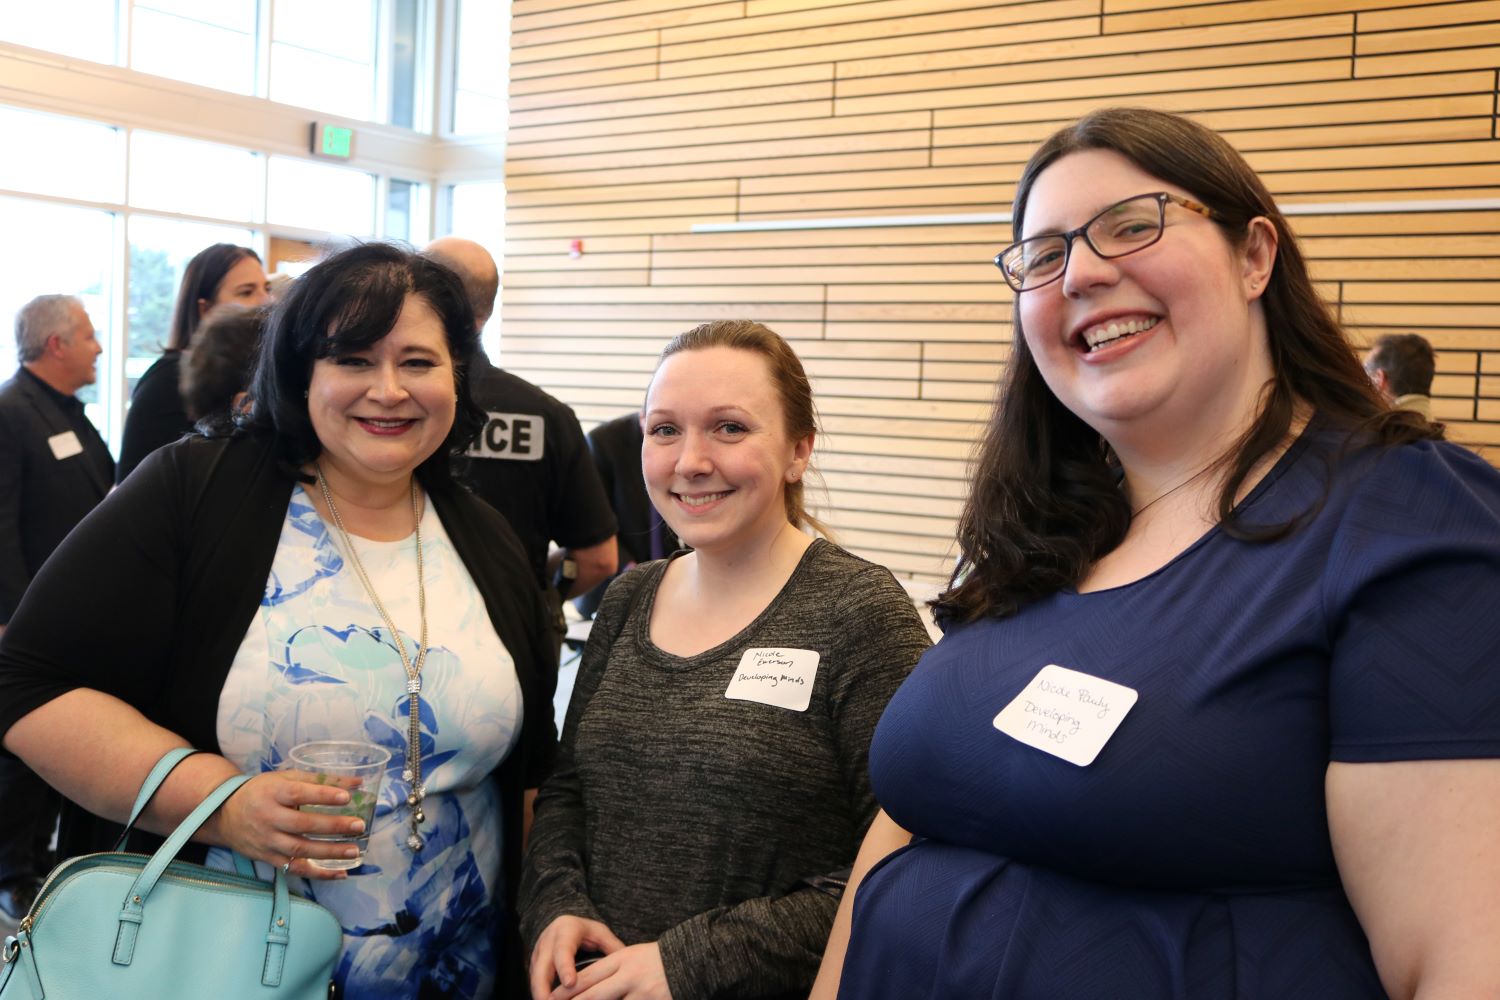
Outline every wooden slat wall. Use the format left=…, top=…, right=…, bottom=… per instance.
left=504, top=0, right=1500, bottom=584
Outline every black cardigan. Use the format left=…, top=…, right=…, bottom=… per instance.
left=0, top=432, right=557, bottom=992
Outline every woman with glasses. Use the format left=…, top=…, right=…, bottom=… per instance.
left=811, top=107, right=1500, bottom=999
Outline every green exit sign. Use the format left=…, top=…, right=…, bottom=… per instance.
left=310, top=122, right=354, bottom=160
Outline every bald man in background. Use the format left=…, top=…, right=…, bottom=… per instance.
left=424, top=237, right=617, bottom=641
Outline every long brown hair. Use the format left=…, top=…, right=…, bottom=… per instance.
left=168, top=244, right=262, bottom=352
left=651, top=320, right=830, bottom=537
left=935, top=107, right=1439, bottom=625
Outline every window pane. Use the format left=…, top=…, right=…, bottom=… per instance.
left=271, top=45, right=374, bottom=121
left=266, top=156, right=375, bottom=237
left=131, top=6, right=257, bottom=96
left=0, top=197, right=116, bottom=434
left=0, top=105, right=124, bottom=203
left=453, top=0, right=508, bottom=135
left=386, top=180, right=414, bottom=242
left=388, top=0, right=420, bottom=129
left=448, top=181, right=504, bottom=343
left=271, top=0, right=376, bottom=121
left=127, top=216, right=256, bottom=381
left=449, top=181, right=504, bottom=252
left=0, top=0, right=118, bottom=65
left=129, top=131, right=263, bottom=222
left=140, top=0, right=254, bottom=32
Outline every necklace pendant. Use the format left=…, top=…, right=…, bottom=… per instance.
left=406, top=832, right=424, bottom=852
left=402, top=767, right=414, bottom=782
left=413, top=807, right=425, bottom=824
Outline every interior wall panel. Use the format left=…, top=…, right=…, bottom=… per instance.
left=506, top=0, right=1500, bottom=584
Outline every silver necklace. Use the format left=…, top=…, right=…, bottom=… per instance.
left=315, top=465, right=430, bottom=853
left=1128, top=462, right=1216, bottom=519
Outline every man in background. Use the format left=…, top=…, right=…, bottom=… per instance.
left=1365, top=332, right=1436, bottom=419
left=0, top=294, right=113, bottom=924
left=424, top=237, right=617, bottom=637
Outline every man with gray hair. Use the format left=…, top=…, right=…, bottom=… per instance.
left=0, top=294, right=113, bottom=925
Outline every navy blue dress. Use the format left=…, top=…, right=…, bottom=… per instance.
left=841, top=428, right=1500, bottom=999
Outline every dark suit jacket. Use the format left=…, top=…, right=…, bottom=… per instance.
left=0, top=367, right=114, bottom=621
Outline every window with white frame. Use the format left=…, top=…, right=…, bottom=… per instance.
left=131, top=0, right=259, bottom=96
left=128, top=131, right=264, bottom=222
left=0, top=0, right=118, bottom=65
left=446, top=179, right=506, bottom=346
left=0, top=99, right=424, bottom=446
left=0, top=106, right=124, bottom=203
left=452, top=0, right=508, bottom=135
left=1, top=0, right=428, bottom=128
left=126, top=216, right=260, bottom=380
left=270, top=0, right=378, bottom=122
left=0, top=0, right=507, bottom=445
left=0, top=197, right=118, bottom=426
left=267, top=156, right=376, bottom=237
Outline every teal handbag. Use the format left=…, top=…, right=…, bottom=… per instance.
left=0, top=748, right=342, bottom=998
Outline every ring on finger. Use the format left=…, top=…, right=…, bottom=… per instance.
left=282, top=856, right=294, bottom=874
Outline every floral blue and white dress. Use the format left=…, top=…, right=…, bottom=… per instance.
left=213, top=485, right=523, bottom=998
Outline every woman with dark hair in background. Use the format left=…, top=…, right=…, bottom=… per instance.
left=521, top=321, right=931, bottom=1000
left=117, top=242, right=270, bottom=481
left=0, top=243, right=557, bottom=997
left=812, top=108, right=1500, bottom=999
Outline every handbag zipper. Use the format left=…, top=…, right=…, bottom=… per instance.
left=23, top=854, right=319, bottom=932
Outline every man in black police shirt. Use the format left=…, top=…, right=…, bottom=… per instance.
left=425, top=238, right=617, bottom=639
left=0, top=294, right=113, bottom=924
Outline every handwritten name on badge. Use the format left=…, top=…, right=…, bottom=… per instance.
left=725, top=648, right=820, bottom=712
left=992, top=664, right=1138, bottom=766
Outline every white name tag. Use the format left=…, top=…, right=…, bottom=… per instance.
left=47, top=430, right=83, bottom=460
left=992, top=664, right=1138, bottom=766
left=725, top=648, right=820, bottom=712
left=467, top=412, right=545, bottom=461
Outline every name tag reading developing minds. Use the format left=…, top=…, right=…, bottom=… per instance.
left=725, top=648, right=820, bottom=712
left=993, top=664, right=1138, bottom=766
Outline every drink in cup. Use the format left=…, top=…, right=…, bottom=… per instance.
left=288, top=740, right=390, bottom=870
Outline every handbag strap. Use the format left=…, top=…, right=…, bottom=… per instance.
left=111, top=771, right=297, bottom=988
left=115, top=747, right=201, bottom=849
left=116, top=748, right=257, bottom=878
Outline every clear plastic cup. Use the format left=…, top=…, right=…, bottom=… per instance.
left=287, top=740, right=390, bottom=870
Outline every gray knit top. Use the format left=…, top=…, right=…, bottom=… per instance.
left=519, top=539, right=932, bottom=1000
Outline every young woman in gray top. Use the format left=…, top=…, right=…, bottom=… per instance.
left=520, top=320, right=933, bottom=1000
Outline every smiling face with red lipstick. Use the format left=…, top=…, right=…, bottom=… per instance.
left=307, top=293, right=457, bottom=496
left=1016, top=148, right=1276, bottom=448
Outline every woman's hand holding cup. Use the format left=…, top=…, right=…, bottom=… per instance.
left=215, top=770, right=368, bottom=879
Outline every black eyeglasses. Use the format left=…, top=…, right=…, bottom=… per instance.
left=994, top=192, right=1215, bottom=293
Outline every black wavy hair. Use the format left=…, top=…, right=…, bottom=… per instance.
left=238, top=242, right=485, bottom=485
